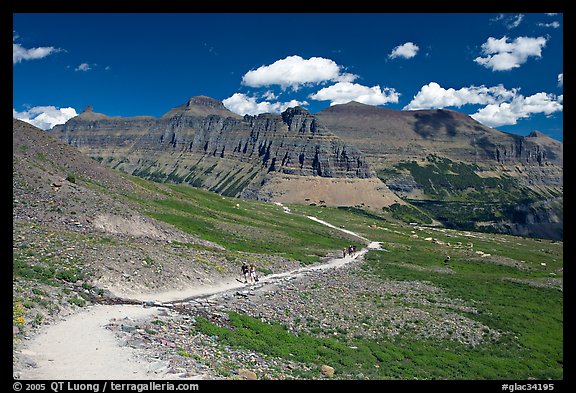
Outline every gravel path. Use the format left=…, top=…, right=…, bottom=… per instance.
left=14, top=216, right=378, bottom=380
left=17, top=305, right=162, bottom=380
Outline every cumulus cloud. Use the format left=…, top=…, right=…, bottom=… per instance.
left=309, top=81, right=400, bottom=106
left=388, top=42, right=419, bottom=59
left=404, top=81, right=562, bottom=128
left=223, top=93, right=308, bottom=116
left=558, top=73, right=563, bottom=87
left=75, top=63, right=92, bottom=72
left=241, top=55, right=357, bottom=90
left=474, top=36, right=547, bottom=71
left=471, top=93, right=563, bottom=127
left=13, top=35, right=62, bottom=64
left=13, top=106, right=78, bottom=130
left=404, top=82, right=516, bottom=110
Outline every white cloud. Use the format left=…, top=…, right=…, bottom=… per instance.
left=223, top=93, right=308, bottom=116
left=388, top=42, right=419, bottom=59
left=490, top=14, right=524, bottom=29
left=241, top=55, right=357, bottom=90
left=537, top=21, right=560, bottom=28
left=262, top=90, right=277, bottom=100
left=75, top=63, right=92, bottom=72
left=558, top=73, right=563, bottom=87
left=309, top=81, right=400, bottom=106
left=474, top=36, right=547, bottom=71
left=507, top=14, right=524, bottom=29
left=13, top=35, right=62, bottom=64
left=404, top=82, right=517, bottom=110
left=13, top=106, right=78, bottom=130
left=471, top=93, right=563, bottom=127
left=404, top=82, right=562, bottom=128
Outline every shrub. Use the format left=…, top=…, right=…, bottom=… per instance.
left=68, top=297, right=86, bottom=307
left=66, top=173, right=77, bottom=184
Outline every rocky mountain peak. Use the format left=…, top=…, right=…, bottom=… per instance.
left=161, top=96, right=241, bottom=119
left=75, top=105, right=108, bottom=121
left=342, top=101, right=370, bottom=108
left=281, top=106, right=320, bottom=133
left=526, top=130, right=547, bottom=139
left=524, top=130, right=562, bottom=151
left=282, top=106, right=310, bottom=116
left=187, top=96, right=226, bottom=110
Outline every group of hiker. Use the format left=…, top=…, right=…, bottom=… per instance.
left=343, top=244, right=357, bottom=257
left=240, top=248, right=451, bottom=285
left=241, top=262, right=259, bottom=284
left=240, top=244, right=361, bottom=285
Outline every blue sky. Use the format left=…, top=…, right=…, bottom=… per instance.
left=13, top=13, right=563, bottom=141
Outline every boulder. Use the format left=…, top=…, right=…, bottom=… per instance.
left=321, top=364, right=335, bottom=377
left=120, top=324, right=137, bottom=332
left=238, top=368, right=258, bottom=380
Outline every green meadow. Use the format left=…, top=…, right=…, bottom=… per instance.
left=121, top=179, right=562, bottom=379
left=125, top=178, right=358, bottom=263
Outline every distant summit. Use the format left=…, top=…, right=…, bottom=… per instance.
left=525, top=130, right=562, bottom=150
left=75, top=105, right=109, bottom=121
left=162, top=95, right=242, bottom=119
left=187, top=96, right=226, bottom=110
left=527, top=130, right=545, bottom=138
left=526, top=130, right=558, bottom=141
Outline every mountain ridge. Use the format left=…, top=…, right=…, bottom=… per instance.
left=315, top=101, right=562, bottom=239
left=48, top=95, right=562, bottom=239
left=50, top=96, right=402, bottom=210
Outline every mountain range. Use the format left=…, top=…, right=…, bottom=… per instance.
left=49, top=96, right=562, bottom=240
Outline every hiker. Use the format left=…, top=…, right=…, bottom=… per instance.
left=348, top=245, right=353, bottom=256
left=343, top=248, right=347, bottom=257
left=249, top=263, right=258, bottom=283
left=444, top=255, right=451, bottom=265
left=352, top=245, right=357, bottom=254
left=241, top=262, right=250, bottom=283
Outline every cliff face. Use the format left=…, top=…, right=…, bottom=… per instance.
left=51, top=98, right=375, bottom=200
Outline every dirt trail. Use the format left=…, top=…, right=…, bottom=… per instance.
left=16, top=213, right=379, bottom=380
left=17, top=305, right=162, bottom=380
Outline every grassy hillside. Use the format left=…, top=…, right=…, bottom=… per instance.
left=184, top=202, right=564, bottom=379
left=121, top=176, right=358, bottom=264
